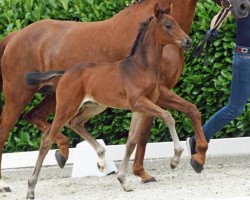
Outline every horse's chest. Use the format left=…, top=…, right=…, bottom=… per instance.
left=146, top=83, right=160, bottom=103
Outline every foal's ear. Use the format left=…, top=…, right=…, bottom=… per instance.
left=154, top=3, right=162, bottom=18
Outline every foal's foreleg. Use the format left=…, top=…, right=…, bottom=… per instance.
left=68, top=103, right=107, bottom=172
left=23, top=95, right=69, bottom=168
left=133, top=97, right=183, bottom=169
left=118, top=97, right=177, bottom=191
left=157, top=86, right=208, bottom=172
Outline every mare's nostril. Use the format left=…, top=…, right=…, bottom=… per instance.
left=240, top=3, right=247, bottom=10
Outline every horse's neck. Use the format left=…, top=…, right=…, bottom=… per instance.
left=134, top=20, right=163, bottom=74
left=172, top=0, right=198, bottom=33
left=109, top=0, right=198, bottom=36
left=107, top=0, right=158, bottom=33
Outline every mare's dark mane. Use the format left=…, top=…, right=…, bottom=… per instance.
left=127, top=16, right=154, bottom=58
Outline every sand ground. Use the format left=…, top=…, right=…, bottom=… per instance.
left=0, top=154, right=250, bottom=200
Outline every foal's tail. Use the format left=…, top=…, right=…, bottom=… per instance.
left=25, top=70, right=65, bottom=86
left=0, top=32, right=18, bottom=92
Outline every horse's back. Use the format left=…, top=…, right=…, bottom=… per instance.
left=2, top=19, right=109, bottom=78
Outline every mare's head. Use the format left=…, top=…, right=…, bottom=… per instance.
left=220, top=0, right=250, bottom=19
left=153, top=4, right=192, bottom=50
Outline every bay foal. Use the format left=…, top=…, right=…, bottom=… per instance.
left=26, top=5, right=191, bottom=198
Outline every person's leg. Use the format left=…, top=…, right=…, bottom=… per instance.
left=190, top=50, right=250, bottom=152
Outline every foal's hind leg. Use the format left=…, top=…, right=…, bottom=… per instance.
left=68, top=103, right=107, bottom=172
left=23, top=95, right=69, bottom=168
left=27, top=90, right=84, bottom=199
left=118, top=112, right=145, bottom=191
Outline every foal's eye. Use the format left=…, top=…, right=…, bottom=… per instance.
left=165, top=23, right=172, bottom=31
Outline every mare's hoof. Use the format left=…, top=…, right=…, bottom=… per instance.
left=27, top=198, right=35, bottom=200
left=190, top=158, right=204, bottom=173
left=0, top=186, right=11, bottom=193
left=55, top=150, right=67, bottom=169
left=141, top=176, right=157, bottom=183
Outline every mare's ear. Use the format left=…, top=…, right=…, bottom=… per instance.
left=154, top=3, right=172, bottom=18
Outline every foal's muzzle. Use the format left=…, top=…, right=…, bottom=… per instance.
left=180, top=37, right=192, bottom=50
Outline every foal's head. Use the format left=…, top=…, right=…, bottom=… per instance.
left=153, top=4, right=192, bottom=50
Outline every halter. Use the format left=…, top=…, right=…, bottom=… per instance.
left=135, top=0, right=143, bottom=3
left=220, top=0, right=233, bottom=10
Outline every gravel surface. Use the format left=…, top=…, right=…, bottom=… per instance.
left=0, top=154, right=250, bottom=200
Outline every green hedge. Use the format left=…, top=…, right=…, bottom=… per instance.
left=1, top=0, right=249, bottom=152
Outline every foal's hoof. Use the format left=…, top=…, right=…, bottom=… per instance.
left=0, top=186, right=11, bottom=193
left=55, top=150, right=67, bottom=169
left=170, top=162, right=177, bottom=169
left=122, top=184, right=134, bottom=192
left=97, top=162, right=105, bottom=172
left=26, top=198, right=35, bottom=200
left=124, top=187, right=133, bottom=192
left=190, top=158, right=204, bottom=173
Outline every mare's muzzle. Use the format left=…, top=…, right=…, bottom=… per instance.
left=226, top=0, right=250, bottom=19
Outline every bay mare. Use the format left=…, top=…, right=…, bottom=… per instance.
left=25, top=6, right=192, bottom=198
left=0, top=0, right=209, bottom=192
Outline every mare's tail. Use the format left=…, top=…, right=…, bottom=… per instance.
left=0, top=32, right=18, bottom=112
left=25, top=70, right=65, bottom=86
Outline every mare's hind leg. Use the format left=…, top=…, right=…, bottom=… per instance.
left=23, top=95, right=69, bottom=168
left=0, top=84, right=36, bottom=192
left=68, top=103, right=107, bottom=172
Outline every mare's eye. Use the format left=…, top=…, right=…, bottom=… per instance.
left=165, top=23, right=172, bottom=31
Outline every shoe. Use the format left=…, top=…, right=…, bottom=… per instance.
left=186, top=137, right=196, bottom=156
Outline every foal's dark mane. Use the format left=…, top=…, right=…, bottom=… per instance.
left=127, top=16, right=154, bottom=58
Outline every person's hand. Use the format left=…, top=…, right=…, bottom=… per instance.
left=204, top=29, right=219, bottom=42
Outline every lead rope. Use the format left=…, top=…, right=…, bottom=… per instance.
left=190, top=8, right=230, bottom=65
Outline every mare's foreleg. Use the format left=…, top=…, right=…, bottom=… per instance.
left=132, top=116, right=157, bottom=183
left=157, top=86, right=208, bottom=173
left=23, top=94, right=69, bottom=168
left=68, top=103, right=107, bottom=172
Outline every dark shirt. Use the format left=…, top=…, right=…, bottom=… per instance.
left=236, top=14, right=250, bottom=47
